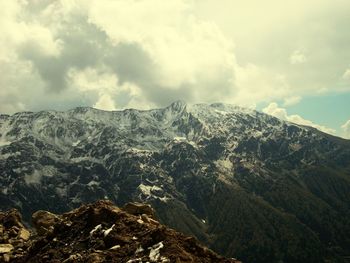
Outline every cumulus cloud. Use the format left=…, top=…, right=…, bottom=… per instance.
left=0, top=0, right=303, bottom=114
left=1, top=0, right=349, bottom=115
left=263, top=102, right=336, bottom=135
left=290, top=50, right=307, bottom=65
left=343, top=69, right=350, bottom=80
left=341, top=120, right=350, bottom=139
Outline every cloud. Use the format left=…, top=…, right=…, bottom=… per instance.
left=290, top=50, right=307, bottom=65
left=283, top=96, right=302, bottom=106
left=0, top=0, right=303, bottom=114
left=263, top=102, right=336, bottom=135
left=343, top=69, right=350, bottom=80
left=0, top=0, right=349, bottom=115
left=341, top=120, right=350, bottom=139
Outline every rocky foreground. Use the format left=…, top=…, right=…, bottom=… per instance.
left=0, top=200, right=240, bottom=262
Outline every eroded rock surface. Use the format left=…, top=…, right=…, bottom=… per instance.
left=0, top=209, right=31, bottom=262
left=2, top=201, right=241, bottom=263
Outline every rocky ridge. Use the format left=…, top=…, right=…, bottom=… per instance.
left=0, top=200, right=240, bottom=263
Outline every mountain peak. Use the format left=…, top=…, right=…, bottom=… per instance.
left=167, top=100, right=187, bottom=112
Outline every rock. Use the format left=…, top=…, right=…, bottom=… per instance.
left=86, top=252, right=104, bottom=263
left=141, top=214, right=159, bottom=225
left=18, top=228, right=30, bottom=241
left=62, top=253, right=83, bottom=262
left=0, top=209, right=31, bottom=262
left=2, top=253, right=10, bottom=262
left=123, top=202, right=156, bottom=219
left=8, top=201, right=240, bottom=263
left=85, top=200, right=122, bottom=226
left=1, top=209, right=24, bottom=228
left=32, top=210, right=61, bottom=235
left=0, top=244, right=14, bottom=254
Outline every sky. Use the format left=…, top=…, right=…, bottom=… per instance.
left=0, top=0, right=349, bottom=138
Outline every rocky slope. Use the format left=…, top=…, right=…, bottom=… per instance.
left=0, top=200, right=240, bottom=263
left=1, top=101, right=350, bottom=262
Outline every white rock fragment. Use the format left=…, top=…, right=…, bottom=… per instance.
left=126, top=258, right=142, bottom=263
left=109, top=245, right=121, bottom=250
left=103, top=224, right=115, bottom=237
left=89, top=224, right=102, bottom=235
left=148, top=241, right=168, bottom=262
left=135, top=245, right=144, bottom=253
left=137, top=218, right=144, bottom=224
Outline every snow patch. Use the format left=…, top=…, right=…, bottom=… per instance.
left=214, top=158, right=233, bottom=172
left=24, top=166, right=57, bottom=185
left=138, top=184, right=163, bottom=197
left=72, top=140, right=80, bottom=147
left=173, top=136, right=186, bottom=141
left=24, top=170, right=43, bottom=185
left=0, top=139, right=11, bottom=147
left=87, top=180, right=100, bottom=187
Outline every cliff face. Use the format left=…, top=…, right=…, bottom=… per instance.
left=0, top=200, right=240, bottom=263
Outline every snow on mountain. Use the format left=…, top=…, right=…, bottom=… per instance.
left=0, top=101, right=350, bottom=263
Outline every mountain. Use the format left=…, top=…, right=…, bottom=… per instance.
left=0, top=101, right=350, bottom=262
left=1, top=200, right=240, bottom=262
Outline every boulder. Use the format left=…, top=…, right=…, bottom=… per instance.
left=0, top=244, right=14, bottom=254
left=122, top=202, right=156, bottom=219
left=18, top=228, right=30, bottom=241
left=32, top=210, right=61, bottom=235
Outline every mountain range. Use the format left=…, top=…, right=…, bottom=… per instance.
left=1, top=101, right=350, bottom=262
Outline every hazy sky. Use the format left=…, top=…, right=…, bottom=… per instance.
left=0, top=0, right=349, bottom=138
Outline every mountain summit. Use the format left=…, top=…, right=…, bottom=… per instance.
left=1, top=102, right=350, bottom=262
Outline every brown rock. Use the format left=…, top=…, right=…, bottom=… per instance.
left=18, top=228, right=30, bottom=241
left=123, top=202, right=156, bottom=218
left=62, top=253, right=83, bottom=262
left=32, top=210, right=61, bottom=235
left=2, top=209, right=24, bottom=228
left=86, top=201, right=122, bottom=226
left=2, top=253, right=11, bottom=262
left=9, top=200, right=240, bottom=263
left=0, top=244, right=14, bottom=254
left=87, top=252, right=104, bottom=263
left=141, top=214, right=159, bottom=225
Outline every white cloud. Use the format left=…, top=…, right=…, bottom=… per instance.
left=290, top=50, right=307, bottom=65
left=263, top=102, right=336, bottom=135
left=283, top=96, right=302, bottom=106
left=341, top=120, right=350, bottom=139
left=94, top=94, right=116, bottom=111
left=68, top=67, right=118, bottom=93
left=233, top=64, right=291, bottom=106
left=342, top=69, right=350, bottom=80
left=0, top=0, right=349, bottom=116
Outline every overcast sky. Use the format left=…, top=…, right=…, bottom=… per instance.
left=0, top=0, right=349, bottom=138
